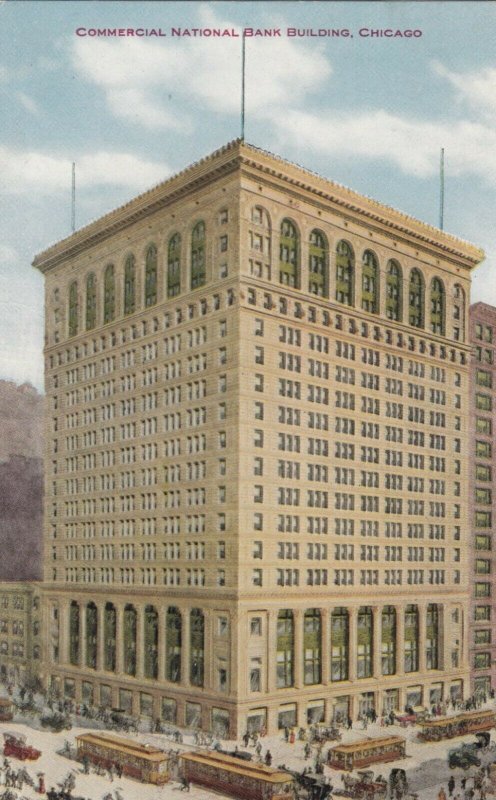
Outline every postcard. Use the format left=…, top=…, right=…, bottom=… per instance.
left=0, top=2, right=495, bottom=800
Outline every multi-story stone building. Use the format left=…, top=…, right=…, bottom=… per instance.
left=469, top=302, right=496, bottom=697
left=33, top=139, right=483, bottom=736
left=0, top=582, right=42, bottom=685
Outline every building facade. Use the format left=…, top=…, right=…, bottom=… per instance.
left=469, top=303, right=496, bottom=697
left=33, top=140, right=483, bottom=736
left=0, top=582, right=42, bottom=685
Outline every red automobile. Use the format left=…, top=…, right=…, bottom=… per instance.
left=3, top=732, right=41, bottom=760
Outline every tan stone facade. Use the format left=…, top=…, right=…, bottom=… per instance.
left=33, top=140, right=483, bottom=736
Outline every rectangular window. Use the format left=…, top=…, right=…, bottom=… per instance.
left=476, top=441, right=492, bottom=458
left=476, top=370, right=492, bottom=388
left=476, top=393, right=492, bottom=411
left=474, top=606, right=491, bottom=621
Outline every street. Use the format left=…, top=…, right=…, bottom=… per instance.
left=0, top=706, right=496, bottom=800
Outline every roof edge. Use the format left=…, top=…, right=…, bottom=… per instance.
left=32, top=138, right=484, bottom=272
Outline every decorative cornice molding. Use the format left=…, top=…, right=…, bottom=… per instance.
left=32, top=139, right=484, bottom=273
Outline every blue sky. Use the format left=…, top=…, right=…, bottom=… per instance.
left=1, top=0, right=496, bottom=392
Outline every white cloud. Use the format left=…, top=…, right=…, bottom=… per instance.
left=0, top=244, right=20, bottom=264
left=17, top=92, right=39, bottom=115
left=0, top=146, right=170, bottom=195
left=433, top=61, right=496, bottom=120
left=71, top=7, right=331, bottom=128
left=268, top=107, right=496, bottom=185
left=106, top=87, right=191, bottom=132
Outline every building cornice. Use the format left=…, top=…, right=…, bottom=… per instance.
left=32, top=140, right=244, bottom=274
left=238, top=146, right=483, bottom=268
left=32, top=139, right=484, bottom=273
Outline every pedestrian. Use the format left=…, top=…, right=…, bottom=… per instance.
left=304, top=743, right=311, bottom=760
left=289, top=729, right=295, bottom=744
left=438, top=788, right=447, bottom=800
left=449, top=775, right=456, bottom=797
left=243, top=732, right=249, bottom=747
left=115, top=763, right=122, bottom=779
left=265, top=750, right=272, bottom=767
left=255, top=741, right=262, bottom=757
left=347, top=716, right=353, bottom=730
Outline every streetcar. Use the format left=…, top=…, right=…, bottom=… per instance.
left=327, top=735, right=406, bottom=772
left=418, top=709, right=496, bottom=743
left=75, top=732, right=169, bottom=785
left=179, top=750, right=294, bottom=800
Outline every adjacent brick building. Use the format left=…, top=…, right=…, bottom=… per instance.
left=469, top=302, right=496, bottom=697
left=0, top=582, right=42, bottom=685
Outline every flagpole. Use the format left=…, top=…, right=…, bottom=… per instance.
left=71, top=162, right=76, bottom=233
left=241, top=31, right=246, bottom=140
left=439, top=148, right=444, bottom=231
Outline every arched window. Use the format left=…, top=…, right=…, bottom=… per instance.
left=308, top=230, right=328, bottom=297
left=426, top=604, right=439, bottom=669
left=104, top=264, right=115, bottom=324
left=144, top=605, right=158, bottom=679
left=124, top=255, right=136, bottom=316
left=251, top=205, right=270, bottom=228
left=304, top=609, right=321, bottom=685
left=144, top=245, right=158, bottom=307
left=166, top=607, right=182, bottom=683
left=409, top=268, right=425, bottom=328
left=335, top=241, right=354, bottom=306
left=279, top=219, right=299, bottom=288
left=381, top=606, right=396, bottom=676
left=191, top=222, right=206, bottom=289
left=361, top=250, right=379, bottom=313
left=190, top=608, right=204, bottom=687
left=104, top=603, right=116, bottom=672
left=357, top=607, right=373, bottom=678
left=453, top=284, right=465, bottom=342
left=86, top=602, right=97, bottom=670
left=404, top=605, right=419, bottom=673
left=167, top=234, right=181, bottom=298
left=85, top=273, right=96, bottom=331
left=123, top=604, right=137, bottom=676
left=276, top=610, right=294, bottom=688
left=69, top=601, right=79, bottom=666
left=331, top=608, right=349, bottom=682
left=386, top=260, right=402, bottom=321
left=68, top=281, right=78, bottom=337
left=430, top=277, right=445, bottom=335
